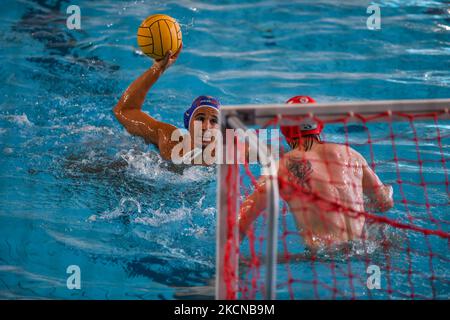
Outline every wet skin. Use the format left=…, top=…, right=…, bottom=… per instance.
left=239, top=139, right=394, bottom=249
left=113, top=45, right=219, bottom=165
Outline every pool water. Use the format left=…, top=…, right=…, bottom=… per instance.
left=0, top=0, right=449, bottom=299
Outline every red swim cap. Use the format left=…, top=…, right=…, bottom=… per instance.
left=286, top=96, right=315, bottom=105
left=280, top=96, right=323, bottom=143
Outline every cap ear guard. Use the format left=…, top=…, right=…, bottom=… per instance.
left=299, top=123, right=317, bottom=131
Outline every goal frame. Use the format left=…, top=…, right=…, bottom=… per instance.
left=215, top=98, right=450, bottom=300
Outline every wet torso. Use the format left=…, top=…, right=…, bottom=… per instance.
left=278, top=142, right=366, bottom=248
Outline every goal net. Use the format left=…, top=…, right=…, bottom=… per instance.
left=216, top=99, right=450, bottom=300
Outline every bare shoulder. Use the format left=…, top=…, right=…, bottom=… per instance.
left=321, top=143, right=366, bottom=162
left=279, top=149, right=305, bottom=167
left=344, top=145, right=368, bottom=166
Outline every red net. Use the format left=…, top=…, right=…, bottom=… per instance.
left=222, top=109, right=449, bottom=300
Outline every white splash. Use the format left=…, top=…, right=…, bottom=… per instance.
left=119, top=149, right=215, bottom=184
left=133, top=206, right=192, bottom=227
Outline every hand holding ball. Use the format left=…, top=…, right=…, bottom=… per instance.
left=137, top=14, right=182, bottom=60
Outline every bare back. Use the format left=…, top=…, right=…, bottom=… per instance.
left=278, top=142, right=367, bottom=248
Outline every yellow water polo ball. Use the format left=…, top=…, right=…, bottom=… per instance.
left=137, top=14, right=182, bottom=60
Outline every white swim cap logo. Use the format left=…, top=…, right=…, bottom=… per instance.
left=300, top=97, right=309, bottom=104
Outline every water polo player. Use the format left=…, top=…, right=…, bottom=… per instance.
left=113, top=47, right=220, bottom=165
left=239, top=96, right=394, bottom=249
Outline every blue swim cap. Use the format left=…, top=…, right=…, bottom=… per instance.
left=184, top=96, right=220, bottom=129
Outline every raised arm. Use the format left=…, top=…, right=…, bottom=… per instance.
left=361, top=156, right=394, bottom=212
left=113, top=46, right=182, bottom=159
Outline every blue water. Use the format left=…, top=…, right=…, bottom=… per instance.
left=0, top=0, right=449, bottom=299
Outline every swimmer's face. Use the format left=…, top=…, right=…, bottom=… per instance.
left=189, top=106, right=219, bottom=147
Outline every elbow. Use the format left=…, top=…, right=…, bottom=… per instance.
left=383, top=185, right=394, bottom=212
left=238, top=219, right=250, bottom=243
left=238, top=209, right=251, bottom=240
left=373, top=184, right=394, bottom=213
left=238, top=212, right=246, bottom=235
left=387, top=195, right=394, bottom=210
left=384, top=197, right=394, bottom=212
left=113, top=102, right=127, bottom=123
left=379, top=195, right=394, bottom=212
left=113, top=103, right=121, bottom=119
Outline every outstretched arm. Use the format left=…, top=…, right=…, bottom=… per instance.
left=113, top=46, right=182, bottom=158
left=239, top=177, right=268, bottom=240
left=361, top=157, right=394, bottom=212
